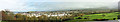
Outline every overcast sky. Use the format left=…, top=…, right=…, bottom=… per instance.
left=0, top=0, right=119, bottom=12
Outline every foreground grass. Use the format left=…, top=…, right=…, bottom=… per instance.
left=66, top=12, right=120, bottom=22
left=64, top=19, right=93, bottom=22
left=1, top=21, right=7, bottom=22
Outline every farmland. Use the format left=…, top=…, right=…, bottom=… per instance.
left=65, top=12, right=120, bottom=22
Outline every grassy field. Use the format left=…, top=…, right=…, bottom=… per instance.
left=65, top=12, right=120, bottom=22
left=1, top=21, right=7, bottom=22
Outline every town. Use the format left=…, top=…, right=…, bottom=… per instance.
left=0, top=9, right=119, bottom=22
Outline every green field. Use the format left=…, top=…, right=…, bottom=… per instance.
left=1, top=21, right=7, bottom=22
left=65, top=12, right=120, bottom=22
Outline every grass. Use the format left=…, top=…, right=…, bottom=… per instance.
left=1, top=21, right=7, bottom=22
left=73, top=12, right=120, bottom=21
left=64, top=19, right=93, bottom=22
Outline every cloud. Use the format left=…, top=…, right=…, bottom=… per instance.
left=0, top=0, right=119, bottom=12
left=29, top=2, right=118, bottom=11
left=42, top=0, right=119, bottom=2
left=0, top=0, right=37, bottom=12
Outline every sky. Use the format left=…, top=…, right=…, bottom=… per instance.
left=0, top=0, right=119, bottom=12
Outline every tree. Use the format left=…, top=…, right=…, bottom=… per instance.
left=15, top=13, right=24, bottom=20
left=1, top=10, right=15, bottom=20
left=31, top=16, right=39, bottom=20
